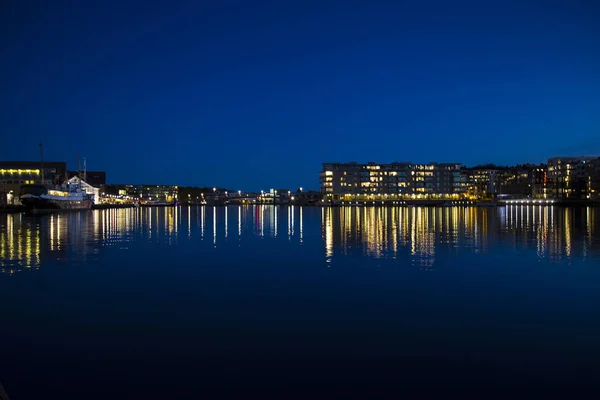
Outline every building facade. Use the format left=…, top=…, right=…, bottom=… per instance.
left=69, top=171, right=106, bottom=188
left=493, top=165, right=547, bottom=199
left=123, top=185, right=179, bottom=202
left=320, top=161, right=556, bottom=200
left=320, top=162, right=462, bottom=198
left=547, top=156, right=600, bottom=200
left=0, top=161, right=67, bottom=201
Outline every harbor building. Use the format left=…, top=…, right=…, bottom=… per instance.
left=123, top=185, right=179, bottom=203
left=320, top=161, right=556, bottom=202
left=69, top=170, right=106, bottom=188
left=547, top=156, right=600, bottom=200
left=0, top=161, right=67, bottom=202
left=494, top=165, right=547, bottom=199
left=320, top=162, right=463, bottom=199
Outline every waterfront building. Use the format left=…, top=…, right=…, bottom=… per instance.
left=494, top=164, right=547, bottom=199
left=547, top=156, right=600, bottom=200
left=122, top=185, right=179, bottom=203
left=460, top=165, right=501, bottom=199
left=293, top=190, right=321, bottom=205
left=321, top=161, right=554, bottom=201
left=531, top=166, right=548, bottom=198
left=0, top=161, right=67, bottom=201
left=320, top=162, right=462, bottom=199
left=69, top=170, right=106, bottom=188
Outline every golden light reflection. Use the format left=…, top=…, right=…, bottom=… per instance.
left=321, top=205, right=599, bottom=268
left=2, top=205, right=597, bottom=277
left=0, top=215, right=40, bottom=275
left=260, top=205, right=264, bottom=237
left=564, top=209, right=571, bottom=258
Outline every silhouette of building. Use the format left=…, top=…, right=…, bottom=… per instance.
left=0, top=161, right=67, bottom=198
left=320, top=161, right=462, bottom=197
left=68, top=170, right=106, bottom=188
left=548, top=156, right=600, bottom=200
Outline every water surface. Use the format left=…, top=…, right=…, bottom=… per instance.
left=1, top=206, right=600, bottom=397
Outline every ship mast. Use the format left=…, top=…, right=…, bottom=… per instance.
left=39, top=141, right=44, bottom=185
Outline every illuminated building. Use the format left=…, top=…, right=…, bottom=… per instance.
left=69, top=170, right=106, bottom=188
left=320, top=161, right=462, bottom=197
left=321, top=161, right=560, bottom=201
left=494, top=165, right=547, bottom=199
left=457, top=165, right=503, bottom=199
left=547, top=157, right=600, bottom=200
left=122, top=184, right=179, bottom=202
left=0, top=161, right=67, bottom=202
left=456, top=164, right=549, bottom=200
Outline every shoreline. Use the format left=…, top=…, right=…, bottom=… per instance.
left=3, top=200, right=600, bottom=214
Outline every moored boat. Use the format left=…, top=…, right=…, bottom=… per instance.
left=19, top=181, right=93, bottom=212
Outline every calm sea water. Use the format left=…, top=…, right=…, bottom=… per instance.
left=1, top=206, right=600, bottom=397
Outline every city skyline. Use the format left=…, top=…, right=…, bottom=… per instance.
left=2, top=1, right=600, bottom=189
left=0, top=155, right=593, bottom=191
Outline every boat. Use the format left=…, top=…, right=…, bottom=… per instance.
left=18, top=145, right=96, bottom=213
left=19, top=179, right=94, bottom=212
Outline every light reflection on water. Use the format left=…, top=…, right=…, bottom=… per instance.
left=0, top=205, right=599, bottom=275
left=2, top=205, right=600, bottom=398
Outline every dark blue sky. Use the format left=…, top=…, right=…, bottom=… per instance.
left=2, top=0, right=599, bottom=190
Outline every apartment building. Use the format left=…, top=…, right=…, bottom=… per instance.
left=547, top=156, right=600, bottom=200
left=320, top=162, right=461, bottom=197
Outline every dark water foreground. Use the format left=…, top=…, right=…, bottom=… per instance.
left=1, top=206, right=600, bottom=398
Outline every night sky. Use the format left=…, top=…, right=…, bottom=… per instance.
left=2, top=0, right=599, bottom=190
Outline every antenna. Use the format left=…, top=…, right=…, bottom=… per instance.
left=39, top=141, right=44, bottom=184
left=83, top=157, right=87, bottom=183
